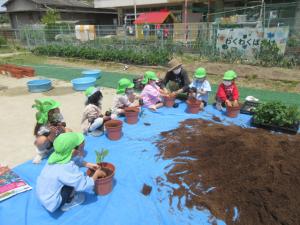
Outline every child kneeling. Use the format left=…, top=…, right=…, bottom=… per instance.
left=36, top=132, right=106, bottom=212
left=81, top=87, right=113, bottom=137
left=215, top=70, right=239, bottom=110
left=141, top=71, right=168, bottom=111
left=32, top=98, right=71, bottom=164
left=188, top=67, right=211, bottom=110
left=112, top=78, right=140, bottom=116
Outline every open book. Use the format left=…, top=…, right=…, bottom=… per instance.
left=0, top=166, right=32, bottom=202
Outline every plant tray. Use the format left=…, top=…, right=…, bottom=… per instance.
left=251, top=118, right=299, bottom=135
left=240, top=101, right=260, bottom=115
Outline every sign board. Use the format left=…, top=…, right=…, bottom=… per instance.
left=216, top=26, right=289, bottom=56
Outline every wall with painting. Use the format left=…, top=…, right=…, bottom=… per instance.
left=216, top=26, right=289, bottom=57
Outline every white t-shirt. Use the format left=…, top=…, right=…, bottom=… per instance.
left=189, top=79, right=212, bottom=103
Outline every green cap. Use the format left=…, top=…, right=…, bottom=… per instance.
left=48, top=132, right=84, bottom=164
left=32, top=98, right=60, bottom=125
left=141, top=71, right=159, bottom=84
left=116, top=78, right=135, bottom=95
left=223, top=70, right=237, bottom=81
left=85, top=86, right=99, bottom=97
left=194, top=67, right=206, bottom=78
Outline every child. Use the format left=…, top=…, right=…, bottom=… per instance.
left=188, top=67, right=211, bottom=109
left=141, top=71, right=168, bottom=111
left=81, top=86, right=112, bottom=137
left=215, top=70, right=239, bottom=110
left=112, top=78, right=140, bottom=116
left=32, top=98, right=69, bottom=164
left=36, top=132, right=106, bottom=212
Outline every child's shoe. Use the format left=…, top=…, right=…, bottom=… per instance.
left=61, top=193, right=85, bottom=212
left=215, top=102, right=222, bottom=111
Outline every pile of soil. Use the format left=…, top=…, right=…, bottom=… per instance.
left=156, top=119, right=300, bottom=225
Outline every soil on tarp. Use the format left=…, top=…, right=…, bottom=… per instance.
left=141, top=184, right=152, bottom=196
left=156, top=119, right=300, bottom=225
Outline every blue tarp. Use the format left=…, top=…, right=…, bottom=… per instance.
left=1, top=102, right=297, bottom=225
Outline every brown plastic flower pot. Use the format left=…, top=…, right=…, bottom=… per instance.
left=186, top=99, right=201, bottom=114
left=124, top=107, right=140, bottom=124
left=9, top=68, right=24, bottom=79
left=104, top=120, right=123, bottom=140
left=226, top=105, right=240, bottom=118
left=164, top=95, right=176, bottom=107
left=0, top=66, right=6, bottom=75
left=86, top=162, right=115, bottom=196
left=21, top=66, right=35, bottom=77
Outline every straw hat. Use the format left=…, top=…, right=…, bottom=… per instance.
left=167, top=58, right=182, bottom=72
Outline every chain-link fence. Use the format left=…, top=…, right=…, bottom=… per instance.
left=0, top=2, right=299, bottom=66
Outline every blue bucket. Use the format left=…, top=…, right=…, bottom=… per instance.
left=71, top=77, right=96, bottom=91
left=82, top=70, right=102, bottom=79
left=27, top=79, right=52, bottom=93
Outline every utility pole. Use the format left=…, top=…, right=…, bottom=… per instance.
left=259, top=0, right=265, bottom=34
left=134, top=0, right=138, bottom=38
left=184, top=0, right=188, bottom=42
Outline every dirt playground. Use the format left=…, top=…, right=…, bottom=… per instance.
left=156, top=119, right=300, bottom=225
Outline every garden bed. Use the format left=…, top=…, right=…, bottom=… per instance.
left=32, top=44, right=171, bottom=65
left=156, top=119, right=300, bottom=225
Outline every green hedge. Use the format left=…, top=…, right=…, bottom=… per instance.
left=32, top=44, right=171, bottom=65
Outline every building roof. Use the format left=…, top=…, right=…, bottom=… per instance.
left=134, top=11, right=171, bottom=25
left=2, top=0, right=93, bottom=8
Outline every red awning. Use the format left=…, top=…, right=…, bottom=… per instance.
left=133, top=11, right=170, bottom=24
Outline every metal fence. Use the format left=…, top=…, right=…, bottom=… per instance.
left=0, top=2, right=299, bottom=65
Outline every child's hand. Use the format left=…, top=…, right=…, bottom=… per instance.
left=92, top=169, right=107, bottom=180
left=225, top=100, right=232, bottom=107
left=48, top=126, right=59, bottom=142
left=85, top=162, right=99, bottom=170
left=149, top=105, right=157, bottom=111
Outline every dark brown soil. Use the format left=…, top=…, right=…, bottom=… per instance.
left=141, top=184, right=152, bottom=196
left=156, top=119, right=300, bottom=225
left=105, top=120, right=122, bottom=128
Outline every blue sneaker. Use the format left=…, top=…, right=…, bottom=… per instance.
left=61, top=193, right=85, bottom=212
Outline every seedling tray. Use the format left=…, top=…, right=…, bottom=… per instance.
left=251, top=118, right=299, bottom=135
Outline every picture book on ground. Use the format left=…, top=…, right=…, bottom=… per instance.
left=0, top=165, right=32, bottom=201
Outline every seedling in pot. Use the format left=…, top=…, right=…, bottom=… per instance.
left=95, top=148, right=109, bottom=164
left=87, top=148, right=116, bottom=195
left=87, top=149, right=109, bottom=178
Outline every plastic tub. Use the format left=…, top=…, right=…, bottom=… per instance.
left=82, top=70, right=102, bottom=79
left=71, top=77, right=96, bottom=91
left=27, top=79, right=52, bottom=93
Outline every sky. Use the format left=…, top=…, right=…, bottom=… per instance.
left=0, top=0, right=6, bottom=12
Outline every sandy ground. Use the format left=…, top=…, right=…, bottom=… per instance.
left=0, top=75, right=116, bottom=168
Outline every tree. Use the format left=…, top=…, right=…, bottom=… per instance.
left=41, top=9, right=60, bottom=25
left=0, top=14, right=9, bottom=24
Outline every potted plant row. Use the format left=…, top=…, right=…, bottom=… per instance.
left=251, top=101, right=300, bottom=134
left=0, top=64, right=35, bottom=78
